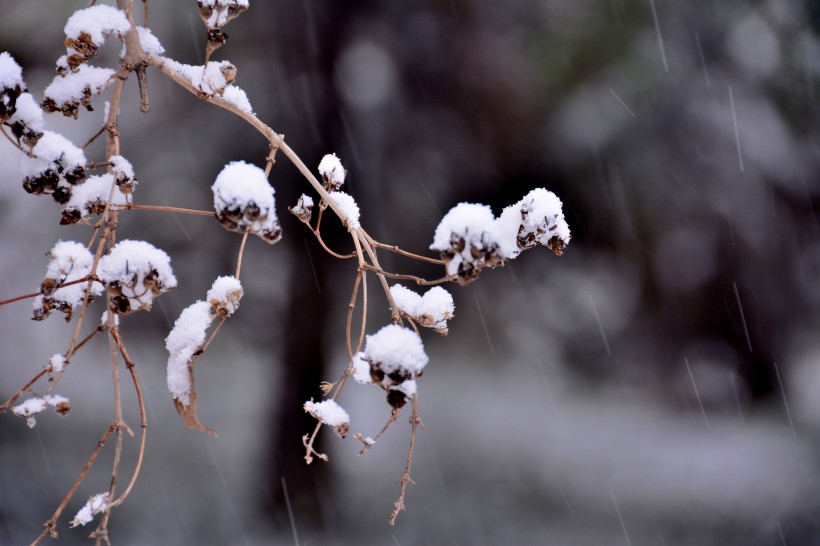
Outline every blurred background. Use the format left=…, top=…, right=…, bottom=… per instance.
left=1, top=0, right=820, bottom=544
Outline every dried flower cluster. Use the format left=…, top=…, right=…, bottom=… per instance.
left=0, top=1, right=568, bottom=540
left=212, top=160, right=282, bottom=243
left=431, top=188, right=571, bottom=284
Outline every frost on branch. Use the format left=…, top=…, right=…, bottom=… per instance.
left=12, top=395, right=71, bottom=428
left=6, top=92, right=44, bottom=147
left=98, top=240, right=177, bottom=315
left=0, top=51, right=25, bottom=121
left=34, top=240, right=103, bottom=321
left=19, top=131, right=87, bottom=204
left=125, top=27, right=165, bottom=57
left=389, top=285, right=455, bottom=335
left=69, top=493, right=109, bottom=528
left=212, top=160, right=281, bottom=243
left=42, top=64, right=115, bottom=119
left=166, top=276, right=243, bottom=435
left=431, top=188, right=571, bottom=284
left=353, top=325, right=429, bottom=409
left=318, top=153, right=346, bottom=191
left=328, top=191, right=361, bottom=229
left=63, top=5, right=130, bottom=69
left=304, top=399, right=350, bottom=438
left=61, top=173, right=132, bottom=225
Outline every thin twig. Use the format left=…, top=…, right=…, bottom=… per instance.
left=0, top=126, right=30, bottom=156
left=235, top=231, right=249, bottom=279
left=109, top=329, right=147, bottom=508
left=360, top=264, right=452, bottom=286
left=0, top=276, right=98, bottom=306
left=123, top=203, right=215, bottom=216
left=310, top=227, right=356, bottom=259
left=0, top=370, right=48, bottom=413
left=389, top=394, right=421, bottom=526
left=82, top=125, right=107, bottom=149
left=30, top=426, right=117, bottom=545
left=367, top=237, right=446, bottom=266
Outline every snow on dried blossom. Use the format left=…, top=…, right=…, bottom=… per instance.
left=212, top=160, right=281, bottom=243
left=98, top=240, right=177, bottom=314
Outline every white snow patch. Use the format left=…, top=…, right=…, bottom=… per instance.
left=0, top=51, right=24, bottom=90
left=70, top=493, right=109, bottom=528
left=64, top=5, right=130, bottom=47
left=363, top=324, right=428, bottom=378
left=328, top=191, right=360, bottom=229
left=165, top=301, right=213, bottom=406
left=304, top=399, right=350, bottom=427
left=206, top=275, right=243, bottom=316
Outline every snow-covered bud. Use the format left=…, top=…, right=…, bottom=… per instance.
left=6, top=92, right=44, bottom=147
left=197, top=0, right=249, bottom=31
left=304, top=399, right=351, bottom=438
left=206, top=275, right=243, bottom=317
left=212, top=161, right=282, bottom=243
left=42, top=65, right=115, bottom=119
left=110, top=155, right=138, bottom=194
left=34, top=241, right=102, bottom=321
left=98, top=240, right=178, bottom=314
left=430, top=203, right=502, bottom=285
left=64, top=5, right=130, bottom=69
left=494, top=188, right=571, bottom=258
left=318, top=153, right=346, bottom=191
left=288, top=194, right=314, bottom=223
left=12, top=395, right=72, bottom=428
left=61, top=174, right=131, bottom=225
left=20, top=131, right=87, bottom=205
left=360, top=324, right=428, bottom=391
left=0, top=52, right=25, bottom=123
left=389, top=285, right=455, bottom=335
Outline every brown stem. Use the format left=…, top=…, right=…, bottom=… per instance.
left=109, top=329, right=147, bottom=508
left=235, top=231, right=249, bottom=279
left=310, top=227, right=356, bottom=260
left=30, top=426, right=117, bottom=545
left=389, top=394, right=421, bottom=526
left=360, top=264, right=453, bottom=286
left=366, top=236, right=446, bottom=266
left=124, top=203, right=216, bottom=216
left=0, top=126, right=30, bottom=156
left=0, top=276, right=103, bottom=307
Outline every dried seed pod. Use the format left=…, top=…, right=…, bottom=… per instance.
left=289, top=194, right=314, bottom=223
left=212, top=161, right=282, bottom=244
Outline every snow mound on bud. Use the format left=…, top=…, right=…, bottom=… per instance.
left=318, top=153, right=346, bottom=190
left=207, top=275, right=243, bottom=316
left=364, top=324, right=428, bottom=378
left=212, top=160, right=281, bottom=243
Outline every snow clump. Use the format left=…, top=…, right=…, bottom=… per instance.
left=70, top=493, right=109, bottom=528
left=389, top=285, right=455, bottom=334
left=34, top=240, right=103, bottom=321
left=64, top=5, right=130, bottom=69
left=318, top=153, right=346, bottom=190
left=165, top=301, right=211, bottom=407
left=206, top=275, right=243, bottom=317
left=352, top=324, right=428, bottom=408
left=304, top=399, right=350, bottom=438
left=212, top=160, right=282, bottom=243
left=20, top=131, right=87, bottom=204
left=98, top=240, right=177, bottom=314
left=431, top=188, right=570, bottom=284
